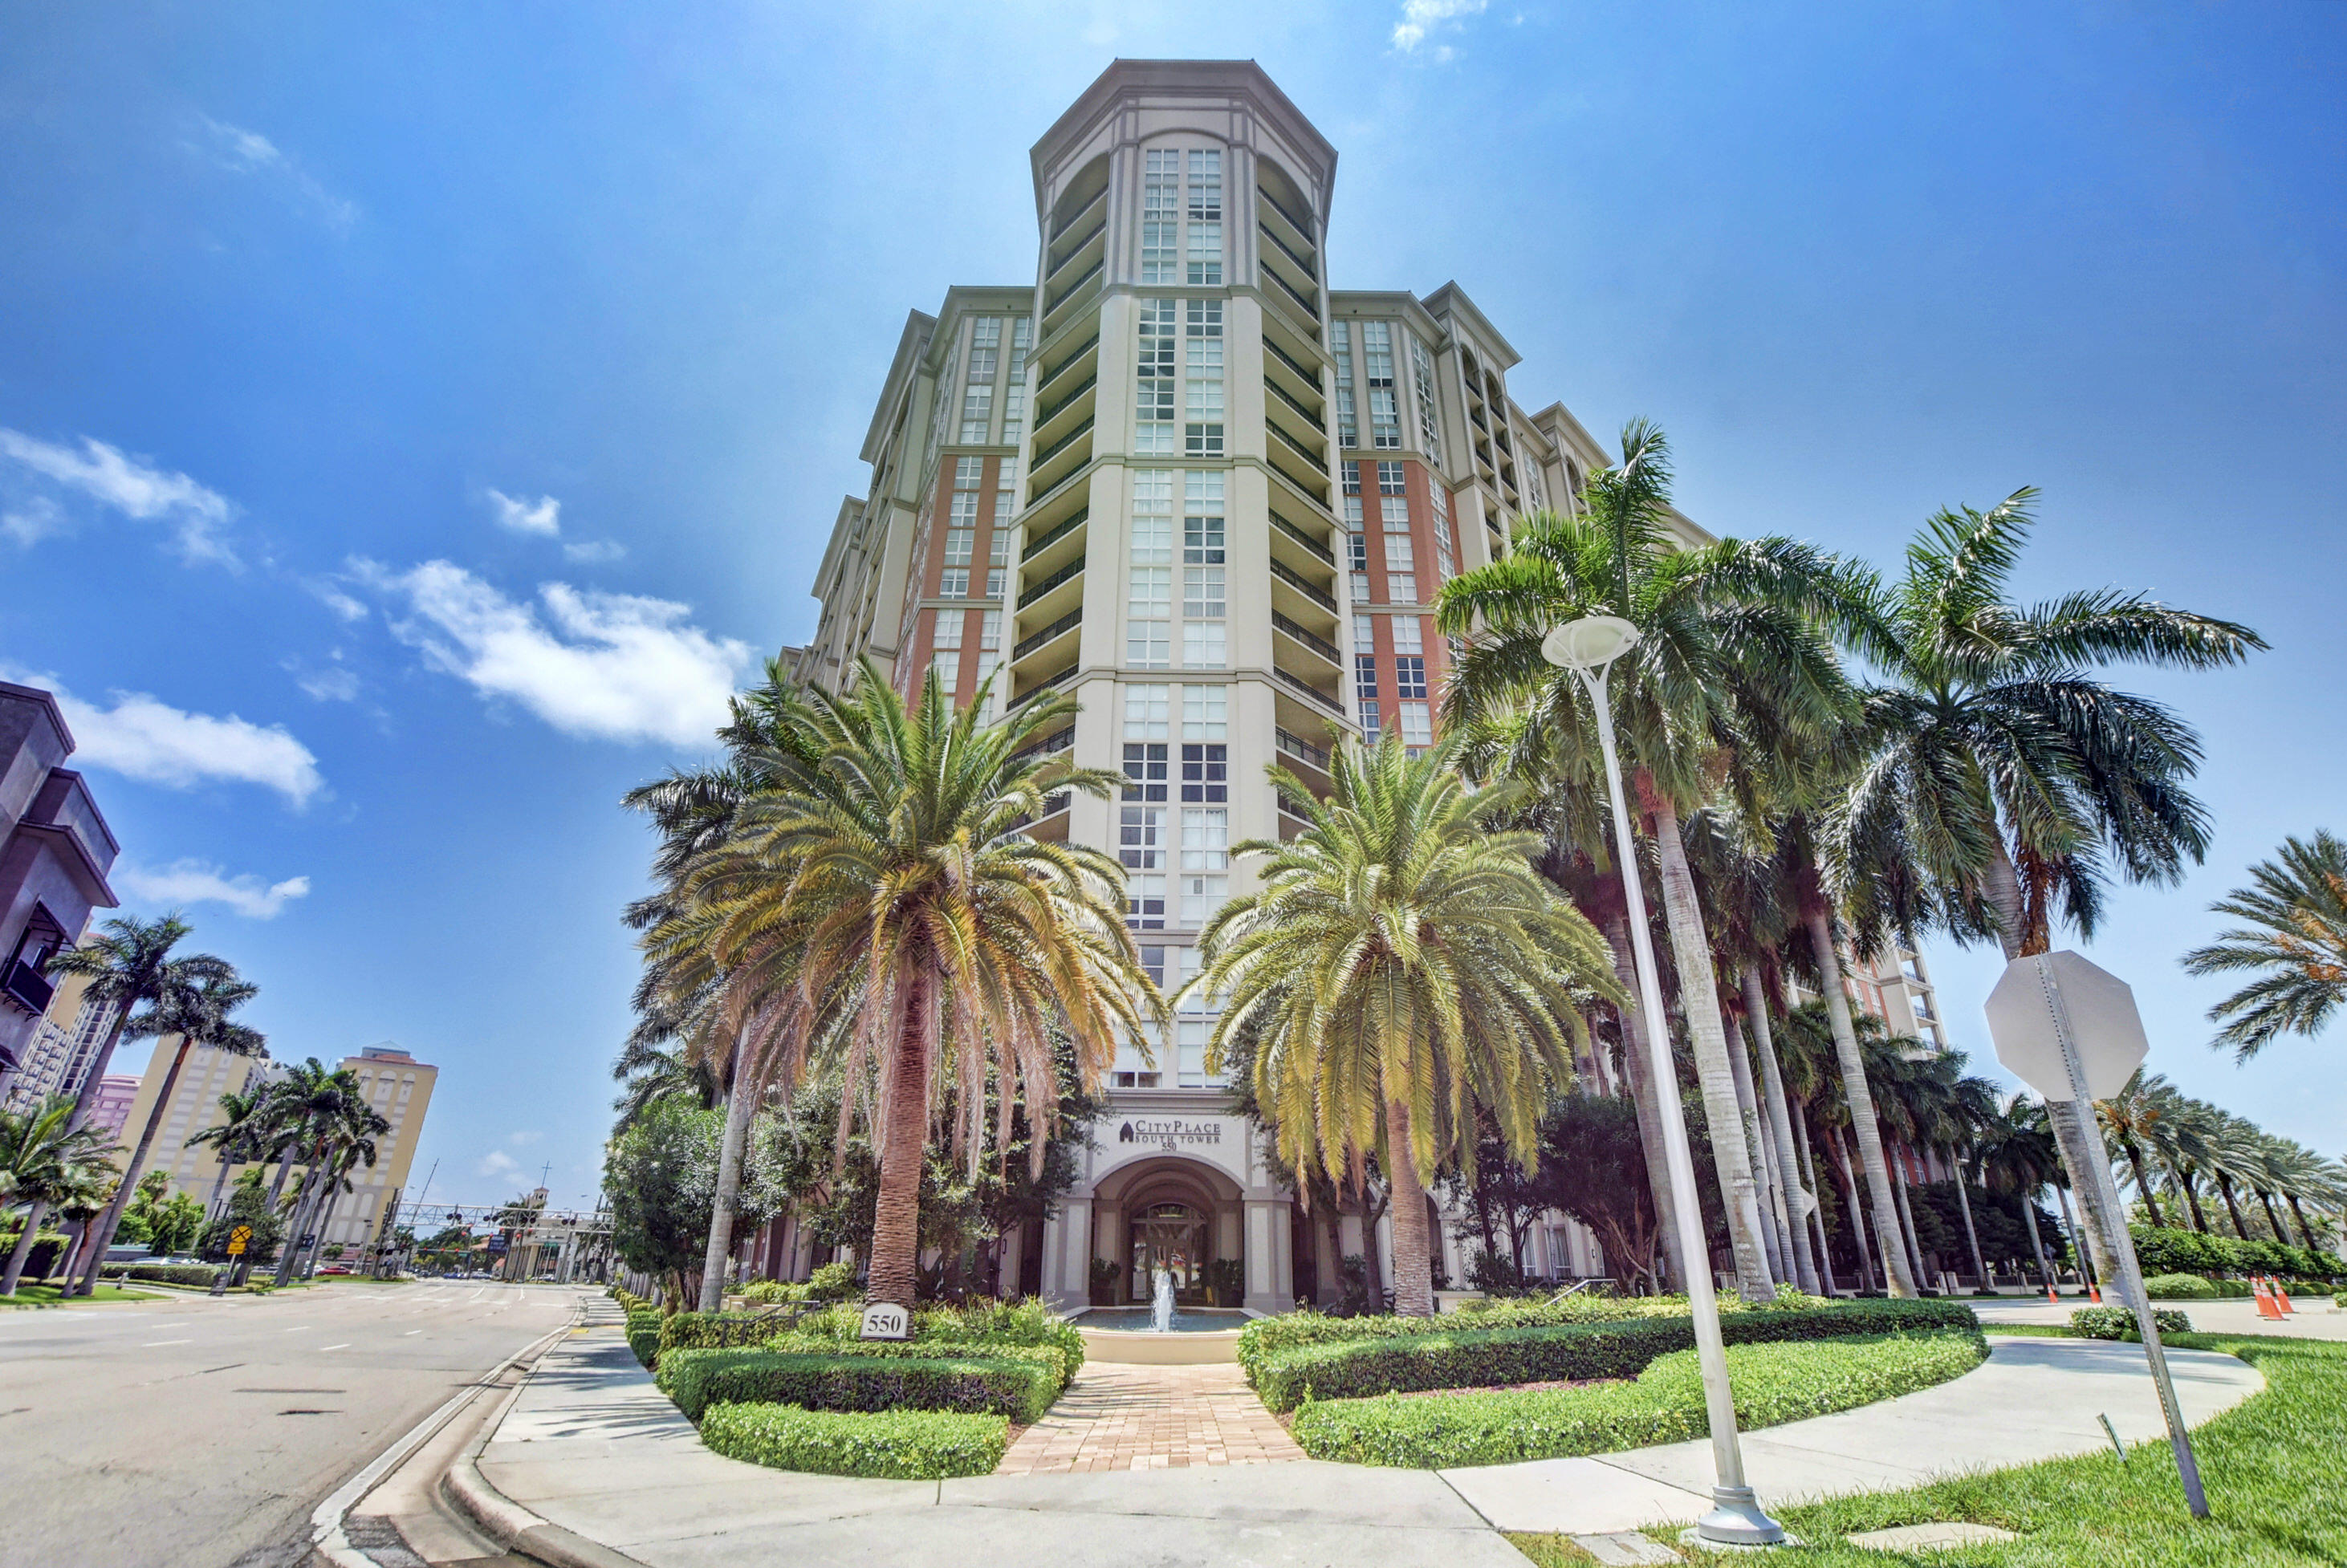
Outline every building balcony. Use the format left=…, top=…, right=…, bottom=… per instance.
left=1019, top=504, right=1088, bottom=567
left=1, top=960, right=53, bottom=1018
left=1269, top=508, right=1335, bottom=570
left=1271, top=664, right=1343, bottom=717
left=1267, top=554, right=1337, bottom=615
left=1011, top=606, right=1083, bottom=664
left=1016, top=553, right=1086, bottom=625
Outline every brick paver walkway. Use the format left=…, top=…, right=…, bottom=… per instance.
left=994, top=1362, right=1306, bottom=1473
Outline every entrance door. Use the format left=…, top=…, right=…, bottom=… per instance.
left=1128, top=1202, right=1208, bottom=1303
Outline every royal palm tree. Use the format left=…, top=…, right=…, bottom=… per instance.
left=685, top=664, right=1161, bottom=1310
left=10, top=917, right=226, bottom=1282
left=2182, top=831, right=2347, bottom=1063
left=70, top=970, right=260, bottom=1294
left=1183, top=734, right=1617, bottom=1316
left=0, top=1098, right=119, bottom=1294
left=1438, top=419, right=1865, bottom=1300
left=274, top=1072, right=388, bottom=1286
left=1837, top=489, right=2262, bottom=1294
left=188, top=1087, right=279, bottom=1222
left=1975, top=1097, right=2063, bottom=1288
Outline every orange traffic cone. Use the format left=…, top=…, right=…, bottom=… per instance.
left=2044, top=1281, right=2060, bottom=1305
left=2275, top=1278, right=2297, bottom=1314
left=2255, top=1278, right=2286, bottom=1320
left=2088, top=1281, right=2103, bottom=1304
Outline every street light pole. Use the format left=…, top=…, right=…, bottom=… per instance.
left=1544, top=615, right=1786, bottom=1550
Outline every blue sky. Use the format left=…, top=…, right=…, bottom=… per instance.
left=2, top=2, right=2341, bottom=1213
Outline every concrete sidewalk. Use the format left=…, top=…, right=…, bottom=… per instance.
left=453, top=1330, right=2265, bottom=1566
left=1976, top=1294, right=2347, bottom=1341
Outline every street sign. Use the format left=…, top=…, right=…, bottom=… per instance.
left=1984, top=951, right=2149, bottom=1101
left=226, top=1225, right=252, bottom=1257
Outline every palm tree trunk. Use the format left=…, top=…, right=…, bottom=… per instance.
left=2114, top=1134, right=2166, bottom=1226
left=1827, top=1123, right=1877, bottom=1291
left=865, top=969, right=933, bottom=1311
left=2173, top=1161, right=2212, bottom=1232
left=1, top=1210, right=46, bottom=1296
left=1889, top=1152, right=1930, bottom=1290
left=698, top=1031, right=759, bottom=1313
left=1644, top=791, right=1774, bottom=1302
left=1950, top=1151, right=1988, bottom=1288
left=1603, top=912, right=1685, bottom=1291
left=205, top=1155, right=236, bottom=1222
left=1723, top=1013, right=1786, bottom=1286
left=2215, top=1173, right=2251, bottom=1240
left=275, top=1158, right=329, bottom=1286
left=1385, top=1100, right=1437, bottom=1318
left=2020, top=1192, right=2052, bottom=1288
left=1743, top=969, right=1822, bottom=1296
left=1982, top=835, right=2129, bottom=1303
left=2055, top=1183, right=2092, bottom=1290
left=1800, top=905, right=1916, bottom=1297
left=304, top=1180, right=347, bottom=1276
left=73, top=1036, right=195, bottom=1296
left=1789, top=1098, right=1838, bottom=1295
left=2256, top=1189, right=2285, bottom=1245
left=2288, top=1194, right=2323, bottom=1253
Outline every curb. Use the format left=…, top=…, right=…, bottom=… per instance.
left=442, top=1310, right=653, bottom=1568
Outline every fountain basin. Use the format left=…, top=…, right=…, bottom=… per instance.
left=1070, top=1306, right=1251, bottom=1365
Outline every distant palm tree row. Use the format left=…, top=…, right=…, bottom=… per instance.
left=0, top=913, right=385, bottom=1294
left=620, top=416, right=2296, bottom=1317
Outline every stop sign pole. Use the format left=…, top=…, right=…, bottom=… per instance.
left=1987, top=953, right=2209, bottom=1519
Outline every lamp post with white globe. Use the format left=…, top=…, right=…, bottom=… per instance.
left=1541, top=613, right=1787, bottom=1550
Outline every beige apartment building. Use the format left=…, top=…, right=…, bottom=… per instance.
left=780, top=60, right=1950, bottom=1308
left=123, top=1039, right=437, bottom=1257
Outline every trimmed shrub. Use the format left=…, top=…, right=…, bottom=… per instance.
left=740, top=1280, right=806, bottom=1306
left=762, top=1331, right=1070, bottom=1394
left=657, top=1347, right=1056, bottom=1424
left=1250, top=1296, right=1978, bottom=1412
left=2072, top=1306, right=2193, bottom=1340
left=1, top=1232, right=68, bottom=1282
left=99, top=1262, right=221, bottom=1288
left=1292, top=1330, right=1988, bottom=1468
left=627, top=1310, right=663, bottom=1370
left=805, top=1260, right=858, bottom=1302
left=2128, top=1225, right=2344, bottom=1285
left=611, top=1285, right=655, bottom=1314
left=659, top=1310, right=800, bottom=1355
left=699, top=1401, right=1007, bottom=1479
left=779, top=1295, right=1084, bottom=1379
left=2143, top=1273, right=2220, bottom=1300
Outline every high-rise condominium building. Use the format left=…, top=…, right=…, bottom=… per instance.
left=783, top=60, right=1664, bottom=1313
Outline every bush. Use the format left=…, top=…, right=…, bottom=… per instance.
left=611, top=1285, right=655, bottom=1314
left=1250, top=1296, right=1978, bottom=1412
left=658, top=1310, right=802, bottom=1355
left=98, top=1262, right=221, bottom=1289
left=2072, top=1306, right=2193, bottom=1340
left=1292, top=1330, right=1989, bottom=1467
left=779, top=1295, right=1084, bottom=1381
left=2143, top=1273, right=2219, bottom=1300
left=657, top=1347, right=1056, bottom=1424
left=740, top=1279, right=807, bottom=1306
left=762, top=1331, right=1071, bottom=1393
left=627, top=1310, right=663, bottom=1370
left=806, top=1260, right=858, bottom=1302
left=2128, top=1225, right=2344, bottom=1285
left=2, top=1232, right=69, bottom=1282
left=698, top=1401, right=1007, bottom=1479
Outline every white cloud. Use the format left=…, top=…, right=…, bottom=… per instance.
left=195, top=115, right=358, bottom=232
left=509, top=1130, right=543, bottom=1147
left=2, top=496, right=65, bottom=547
left=356, top=559, right=752, bottom=746
left=285, top=655, right=360, bottom=703
left=488, top=489, right=563, bottom=538
left=0, top=429, right=237, bottom=566
left=1392, top=0, right=1487, bottom=55
left=5, top=670, right=326, bottom=805
left=307, top=580, right=369, bottom=623
left=478, top=1150, right=521, bottom=1179
left=561, top=538, right=626, bottom=564
left=116, top=858, right=311, bottom=919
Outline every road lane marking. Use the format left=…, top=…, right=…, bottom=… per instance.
left=404, top=1330, right=421, bottom=1336
left=141, top=1339, right=192, bottom=1347
left=320, top=1343, right=351, bottom=1351
left=283, top=1326, right=312, bottom=1332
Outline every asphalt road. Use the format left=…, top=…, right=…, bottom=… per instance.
left=0, top=1278, right=585, bottom=1568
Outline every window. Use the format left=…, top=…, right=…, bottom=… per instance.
left=1332, top=321, right=1358, bottom=448
left=1378, top=461, right=1406, bottom=498
left=1430, top=483, right=1455, bottom=579
left=1186, top=149, right=1222, bottom=285
left=1524, top=457, right=1546, bottom=510
left=1136, top=300, right=1177, bottom=453
left=1129, top=471, right=1173, bottom=667
left=1409, top=333, right=1442, bottom=455
left=1355, top=654, right=1379, bottom=703
left=1182, top=621, right=1226, bottom=667
left=1120, top=806, right=1168, bottom=871
left=1348, top=532, right=1369, bottom=603
left=1400, top=701, right=1434, bottom=747
left=1385, top=534, right=1417, bottom=603
left=1181, top=807, right=1228, bottom=871
left=929, top=338, right=961, bottom=452
left=1392, top=616, right=1423, bottom=655
left=1182, top=471, right=1223, bottom=668
left=1395, top=656, right=1427, bottom=700
left=986, top=526, right=1010, bottom=599
left=942, top=458, right=980, bottom=597
left=1364, top=322, right=1400, bottom=448
left=1142, top=149, right=1180, bottom=285
left=1140, top=945, right=1168, bottom=990
left=1182, top=562, right=1222, bottom=622
left=1360, top=700, right=1381, bottom=741
left=1341, top=459, right=1361, bottom=496
left=974, top=610, right=1003, bottom=695
left=1181, top=684, right=1226, bottom=740
left=1180, top=743, right=1226, bottom=803
left=929, top=610, right=964, bottom=696
left=1125, top=684, right=1170, bottom=741
left=1122, top=741, right=1169, bottom=930
left=1184, top=299, right=1222, bottom=455
left=1176, top=1018, right=1217, bottom=1087
left=1183, top=473, right=1224, bottom=563
left=960, top=385, right=993, bottom=444
left=960, top=318, right=999, bottom=441
left=1002, top=319, right=1031, bottom=442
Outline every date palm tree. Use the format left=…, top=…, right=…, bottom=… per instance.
left=687, top=663, right=1161, bottom=1310
left=1183, top=734, right=1617, bottom=1316
left=1975, top=1097, right=2063, bottom=1289
left=1837, top=488, right=2262, bottom=1297
left=1438, top=419, right=1866, bottom=1301
left=71, top=970, right=261, bottom=1294
left=2182, top=830, right=2347, bottom=1063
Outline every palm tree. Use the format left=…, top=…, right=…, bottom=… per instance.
left=1183, top=734, right=1617, bottom=1316
left=685, top=663, right=1161, bottom=1310
left=1438, top=419, right=1865, bottom=1301
left=2182, top=831, right=2347, bottom=1062
left=69, top=969, right=260, bottom=1295
left=0, top=1098, right=119, bottom=1293
left=1975, top=1096, right=2062, bottom=1289
left=273, top=1071, right=388, bottom=1286
left=9, top=916, right=226, bottom=1284
left=188, top=1087, right=278, bottom=1222
left=1837, top=489, right=2262, bottom=1296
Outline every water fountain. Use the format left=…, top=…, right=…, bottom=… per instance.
left=1150, top=1264, right=1176, bottom=1333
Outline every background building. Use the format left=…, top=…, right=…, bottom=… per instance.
left=86, top=1073, right=139, bottom=1144
left=0, top=681, right=120, bottom=1078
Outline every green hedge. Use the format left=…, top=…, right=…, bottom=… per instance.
left=2073, top=1306, right=2193, bottom=1340
left=627, top=1310, right=663, bottom=1370
left=1292, top=1330, right=1989, bottom=1468
left=762, top=1332, right=1070, bottom=1394
left=1251, top=1297, right=1978, bottom=1413
left=658, top=1309, right=800, bottom=1355
left=2, top=1232, right=67, bottom=1281
left=778, top=1297, right=1085, bottom=1379
left=98, top=1262, right=221, bottom=1288
left=657, top=1347, right=1056, bottom=1424
left=2128, top=1225, right=2342, bottom=1283
left=2143, top=1273, right=2224, bottom=1300
left=698, top=1402, right=1007, bottom=1479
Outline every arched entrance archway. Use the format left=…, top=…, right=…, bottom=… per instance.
left=1091, top=1156, right=1245, bottom=1306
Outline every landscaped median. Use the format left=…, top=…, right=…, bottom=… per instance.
left=1241, top=1294, right=1987, bottom=1467
left=619, top=1291, right=1083, bottom=1480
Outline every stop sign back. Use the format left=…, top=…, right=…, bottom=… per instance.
left=1984, top=951, right=2150, bottom=1102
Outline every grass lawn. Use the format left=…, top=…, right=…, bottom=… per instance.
left=1510, top=1333, right=2347, bottom=1566
left=0, top=1282, right=165, bottom=1306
